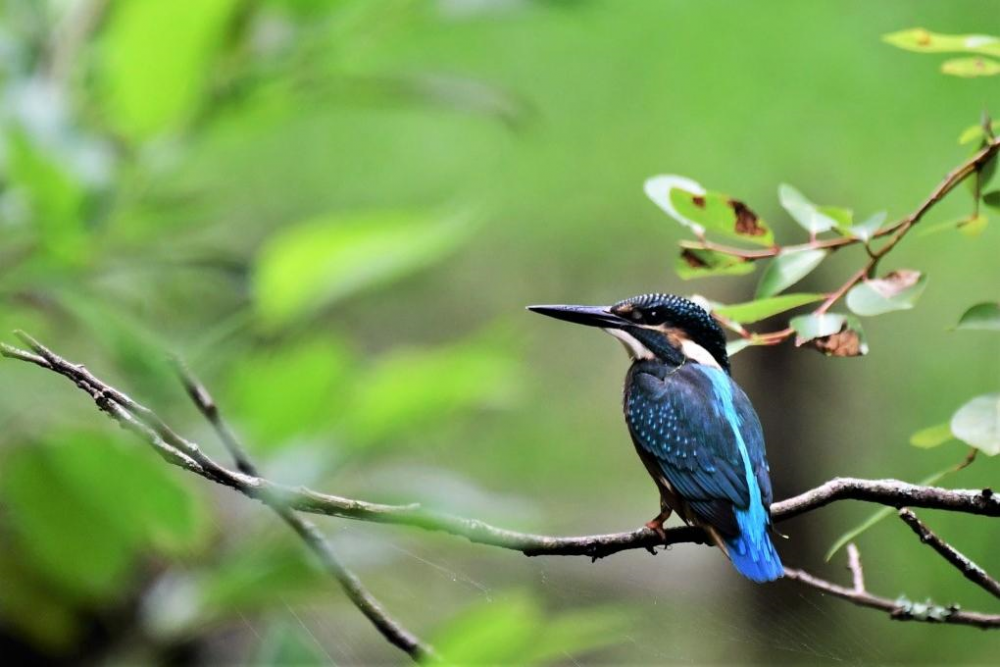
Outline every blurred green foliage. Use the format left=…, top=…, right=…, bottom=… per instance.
left=0, top=0, right=997, bottom=664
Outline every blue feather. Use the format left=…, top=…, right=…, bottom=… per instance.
left=698, top=366, right=784, bottom=582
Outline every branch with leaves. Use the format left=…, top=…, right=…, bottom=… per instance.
left=3, top=332, right=1000, bottom=645
left=645, top=132, right=999, bottom=358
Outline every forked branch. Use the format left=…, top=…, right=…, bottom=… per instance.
left=3, top=333, right=999, bottom=636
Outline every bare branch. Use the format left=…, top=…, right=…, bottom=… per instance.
left=783, top=567, right=1000, bottom=629
left=772, top=477, right=1000, bottom=521
left=4, top=338, right=999, bottom=553
left=847, top=543, right=865, bottom=593
left=898, top=508, right=1000, bottom=600
left=5, top=335, right=1000, bottom=633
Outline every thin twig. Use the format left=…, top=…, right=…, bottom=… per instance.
left=898, top=508, right=1000, bottom=600
left=707, top=136, right=1000, bottom=343
left=5, top=336, right=1000, bottom=631
left=847, top=543, right=865, bottom=593
left=4, top=338, right=999, bottom=557
left=783, top=567, right=1000, bottom=629
left=175, top=361, right=434, bottom=662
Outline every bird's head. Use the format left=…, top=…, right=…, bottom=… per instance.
left=528, top=293, right=729, bottom=373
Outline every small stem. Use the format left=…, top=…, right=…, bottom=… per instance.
left=898, top=509, right=1000, bottom=600
left=847, top=543, right=866, bottom=593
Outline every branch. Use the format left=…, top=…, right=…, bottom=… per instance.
left=785, top=538, right=1000, bottom=629
left=174, top=361, right=435, bottom=662
left=4, top=334, right=1000, bottom=631
left=898, top=509, right=1000, bottom=600
left=784, top=564, right=1000, bottom=629
left=847, top=543, right=865, bottom=593
left=3, top=336, right=999, bottom=555
left=701, top=136, right=1000, bottom=343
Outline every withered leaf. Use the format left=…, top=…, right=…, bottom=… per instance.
left=869, top=269, right=922, bottom=298
left=681, top=249, right=708, bottom=268
left=809, top=328, right=865, bottom=357
left=730, top=199, right=766, bottom=237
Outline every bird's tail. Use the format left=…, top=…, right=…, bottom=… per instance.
left=714, top=508, right=784, bottom=583
left=725, top=530, right=783, bottom=582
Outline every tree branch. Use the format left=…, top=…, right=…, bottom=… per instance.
left=784, top=565, right=1000, bottom=629
left=3, top=334, right=1000, bottom=631
left=847, top=543, right=865, bottom=593
left=898, top=508, right=1000, bottom=600
left=700, top=136, right=1000, bottom=344
left=174, top=360, right=435, bottom=662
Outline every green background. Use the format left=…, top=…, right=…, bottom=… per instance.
left=0, top=0, right=997, bottom=664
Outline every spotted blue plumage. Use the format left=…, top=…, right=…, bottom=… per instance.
left=625, top=360, right=783, bottom=582
left=528, top=293, right=782, bottom=581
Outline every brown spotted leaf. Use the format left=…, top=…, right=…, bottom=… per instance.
left=667, top=187, right=775, bottom=246
left=675, top=247, right=756, bottom=280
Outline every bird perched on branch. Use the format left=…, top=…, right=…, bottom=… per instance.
left=529, top=294, right=783, bottom=582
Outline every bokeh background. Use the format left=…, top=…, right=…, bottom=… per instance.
left=1, top=0, right=998, bottom=664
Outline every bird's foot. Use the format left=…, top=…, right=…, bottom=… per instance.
left=645, top=516, right=669, bottom=542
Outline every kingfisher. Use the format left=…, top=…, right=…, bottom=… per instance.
left=528, top=293, right=783, bottom=582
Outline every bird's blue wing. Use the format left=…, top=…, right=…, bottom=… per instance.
left=732, top=383, right=773, bottom=507
left=625, top=361, right=772, bottom=535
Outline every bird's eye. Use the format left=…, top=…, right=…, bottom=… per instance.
left=648, top=309, right=658, bottom=320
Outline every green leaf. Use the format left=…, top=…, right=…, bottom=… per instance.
left=525, top=607, right=630, bottom=664
left=910, top=422, right=954, bottom=448
left=984, top=191, right=1000, bottom=209
left=755, top=248, right=828, bottom=298
left=674, top=248, right=756, bottom=280
left=790, top=313, right=846, bottom=343
left=5, top=130, right=88, bottom=262
left=714, top=293, right=824, bottom=324
left=817, top=205, right=853, bottom=228
left=254, top=620, right=334, bottom=666
left=826, top=506, right=893, bottom=562
left=226, top=339, right=354, bottom=448
left=431, top=592, right=627, bottom=666
left=955, top=302, right=1000, bottom=331
left=959, top=213, right=988, bottom=237
left=941, top=57, right=1000, bottom=77
left=778, top=184, right=848, bottom=235
left=915, top=215, right=978, bottom=237
left=791, top=313, right=868, bottom=357
left=843, top=211, right=887, bottom=243
left=432, top=594, right=541, bottom=665
left=0, top=435, right=204, bottom=600
left=725, top=338, right=754, bottom=357
left=254, top=210, right=470, bottom=328
left=667, top=189, right=774, bottom=246
left=346, top=340, right=520, bottom=445
left=882, top=29, right=1000, bottom=57
left=201, top=544, right=325, bottom=617
left=951, top=393, right=1000, bottom=455
left=645, top=174, right=707, bottom=233
left=846, top=270, right=927, bottom=316
left=826, top=464, right=954, bottom=560
left=100, top=0, right=239, bottom=139
left=959, top=122, right=1000, bottom=144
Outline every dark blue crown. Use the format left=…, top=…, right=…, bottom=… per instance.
left=613, top=294, right=730, bottom=372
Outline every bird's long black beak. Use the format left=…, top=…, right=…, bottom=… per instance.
left=526, top=304, right=629, bottom=329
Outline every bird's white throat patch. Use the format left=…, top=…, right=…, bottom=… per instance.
left=679, top=338, right=721, bottom=369
left=604, top=327, right=722, bottom=369
left=604, top=328, right=654, bottom=360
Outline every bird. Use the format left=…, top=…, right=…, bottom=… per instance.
left=528, top=293, right=783, bottom=582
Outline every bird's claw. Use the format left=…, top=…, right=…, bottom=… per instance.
left=645, top=518, right=668, bottom=542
